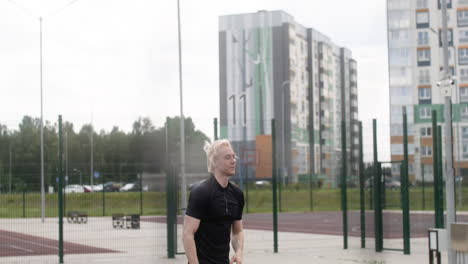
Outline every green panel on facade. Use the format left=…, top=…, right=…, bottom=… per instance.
left=414, top=103, right=468, bottom=123
left=314, top=130, right=320, bottom=144
left=453, top=103, right=468, bottom=122
left=414, top=104, right=444, bottom=123
left=220, top=126, right=228, bottom=139
left=292, top=127, right=309, bottom=143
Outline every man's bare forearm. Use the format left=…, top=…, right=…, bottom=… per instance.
left=183, top=233, right=199, bottom=264
left=231, top=231, right=244, bottom=255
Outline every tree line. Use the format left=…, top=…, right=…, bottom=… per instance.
left=0, top=116, right=209, bottom=192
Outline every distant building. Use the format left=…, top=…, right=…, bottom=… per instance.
left=219, top=10, right=359, bottom=187
left=387, top=0, right=468, bottom=182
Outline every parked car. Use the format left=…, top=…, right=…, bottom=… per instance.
left=64, top=185, right=84, bottom=194
left=120, top=183, right=141, bottom=192
left=83, top=185, right=93, bottom=193
left=104, top=182, right=122, bottom=192
left=91, top=184, right=103, bottom=192
left=365, top=178, right=400, bottom=190
left=255, top=180, right=271, bottom=188
left=385, top=179, right=401, bottom=190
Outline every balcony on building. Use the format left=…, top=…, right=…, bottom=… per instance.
left=458, top=9, right=468, bottom=27
left=460, top=86, right=468, bottom=102
left=416, top=9, right=429, bottom=29
left=417, top=47, right=431, bottom=66
left=438, top=0, right=452, bottom=9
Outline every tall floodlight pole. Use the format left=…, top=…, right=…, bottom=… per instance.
left=441, top=0, right=456, bottom=263
left=39, top=16, right=46, bottom=223
left=6, top=0, right=82, bottom=225
left=90, top=112, right=94, bottom=186
left=177, top=0, right=187, bottom=212
left=281, top=80, right=290, bottom=185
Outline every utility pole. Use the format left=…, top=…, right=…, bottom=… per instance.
left=9, top=142, right=12, bottom=193
left=90, top=123, right=94, bottom=186
left=440, top=0, right=456, bottom=263
left=176, top=0, right=187, bottom=212
left=39, top=16, right=46, bottom=223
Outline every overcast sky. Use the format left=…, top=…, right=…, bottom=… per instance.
left=0, top=0, right=390, bottom=161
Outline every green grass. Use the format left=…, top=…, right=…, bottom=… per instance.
left=0, top=191, right=165, bottom=218
left=0, top=185, right=464, bottom=218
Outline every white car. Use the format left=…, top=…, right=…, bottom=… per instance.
left=120, top=183, right=136, bottom=192
left=91, top=184, right=103, bottom=192
left=64, top=185, right=85, bottom=194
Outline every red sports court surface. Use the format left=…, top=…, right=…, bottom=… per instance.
left=0, top=229, right=118, bottom=257
left=149, top=211, right=468, bottom=239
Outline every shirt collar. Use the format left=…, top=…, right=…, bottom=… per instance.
left=210, top=174, right=229, bottom=191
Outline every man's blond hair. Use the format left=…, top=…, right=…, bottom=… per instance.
left=203, top=139, right=233, bottom=173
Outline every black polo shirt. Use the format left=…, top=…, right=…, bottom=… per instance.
left=186, top=175, right=244, bottom=264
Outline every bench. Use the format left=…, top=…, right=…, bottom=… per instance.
left=67, top=211, right=88, bottom=224
left=112, top=214, right=140, bottom=229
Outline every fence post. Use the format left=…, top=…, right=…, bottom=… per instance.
left=373, top=119, right=383, bottom=252
left=22, top=189, right=26, bottom=218
left=402, top=107, right=411, bottom=255
left=58, top=115, right=64, bottom=263
left=422, top=164, right=426, bottom=210
left=140, top=173, right=143, bottom=215
left=166, top=117, right=175, bottom=258
left=102, top=173, right=105, bottom=216
left=432, top=110, right=441, bottom=228
left=272, top=119, right=279, bottom=253
left=245, top=166, right=249, bottom=213
left=341, top=120, right=348, bottom=249
left=214, top=118, right=218, bottom=140
left=437, top=125, right=444, bottom=228
left=359, top=121, right=365, bottom=248
left=309, top=172, right=313, bottom=211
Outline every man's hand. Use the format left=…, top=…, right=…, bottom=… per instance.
left=230, top=253, right=243, bottom=264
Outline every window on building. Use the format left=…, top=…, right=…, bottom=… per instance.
left=463, top=143, right=468, bottom=159
left=388, top=10, right=411, bottom=29
left=419, top=107, right=432, bottom=119
left=418, top=48, right=431, bottom=66
left=439, top=29, right=453, bottom=46
left=388, top=0, right=411, bottom=9
left=461, top=87, right=468, bottom=102
left=460, top=29, right=468, bottom=43
left=416, top=11, right=430, bottom=28
left=461, top=68, right=468, bottom=82
left=418, top=31, right=429, bottom=46
left=438, top=0, right=452, bottom=9
left=389, top=48, right=411, bottom=66
left=462, top=127, right=468, bottom=139
left=391, top=124, right=403, bottom=136
left=390, top=30, right=410, bottom=42
left=417, top=0, right=428, bottom=9
left=419, top=69, right=430, bottom=84
left=462, top=87, right=468, bottom=95
left=458, top=10, right=468, bottom=27
left=419, top=87, right=432, bottom=101
left=439, top=66, right=455, bottom=77
left=421, top=127, right=432, bottom=137
left=421, top=146, right=433, bottom=156
left=422, top=165, right=433, bottom=178
left=462, top=105, right=468, bottom=119
left=460, top=48, right=468, bottom=65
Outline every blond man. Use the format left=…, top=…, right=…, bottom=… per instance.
left=183, top=139, right=245, bottom=264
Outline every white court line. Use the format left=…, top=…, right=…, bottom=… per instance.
left=9, top=245, right=34, bottom=253
left=0, top=234, right=59, bottom=251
